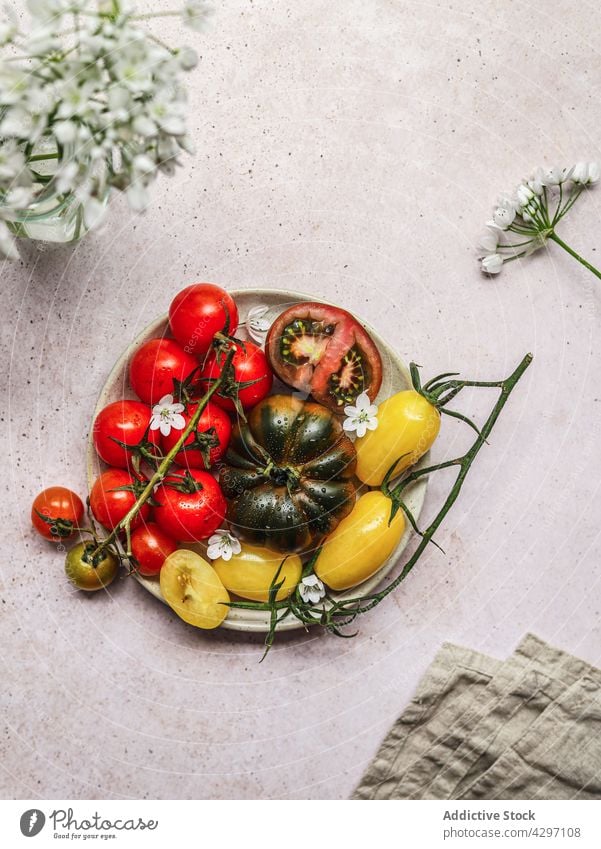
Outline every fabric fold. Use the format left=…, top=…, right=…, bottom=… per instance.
left=353, top=634, right=601, bottom=801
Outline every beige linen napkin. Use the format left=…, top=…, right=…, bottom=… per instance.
left=353, top=642, right=501, bottom=800
left=427, top=634, right=601, bottom=799
left=459, top=676, right=601, bottom=800
left=354, top=635, right=601, bottom=801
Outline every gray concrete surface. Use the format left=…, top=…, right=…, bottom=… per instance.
left=2, top=0, right=601, bottom=799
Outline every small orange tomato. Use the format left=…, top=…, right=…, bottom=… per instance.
left=31, top=486, right=84, bottom=542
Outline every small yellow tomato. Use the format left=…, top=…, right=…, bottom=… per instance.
left=314, top=491, right=405, bottom=591
left=355, top=389, right=440, bottom=486
left=212, top=544, right=302, bottom=602
left=160, top=549, right=230, bottom=630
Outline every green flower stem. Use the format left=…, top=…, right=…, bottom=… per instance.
left=27, top=152, right=59, bottom=162
left=548, top=232, right=601, bottom=281
left=555, top=187, right=583, bottom=221
left=131, top=10, right=182, bottom=20
left=91, top=347, right=235, bottom=559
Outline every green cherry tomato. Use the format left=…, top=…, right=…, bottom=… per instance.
left=65, top=542, right=119, bottom=592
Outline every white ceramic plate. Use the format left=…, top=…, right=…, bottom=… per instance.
left=87, top=288, right=429, bottom=632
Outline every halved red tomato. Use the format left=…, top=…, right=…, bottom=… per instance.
left=265, top=302, right=382, bottom=411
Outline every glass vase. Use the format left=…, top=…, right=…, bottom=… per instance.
left=3, top=138, right=106, bottom=247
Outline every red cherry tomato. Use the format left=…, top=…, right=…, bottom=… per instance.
left=169, top=282, right=239, bottom=358
left=89, top=469, right=151, bottom=531
left=161, top=401, right=232, bottom=470
left=130, top=522, right=177, bottom=576
left=129, top=338, right=198, bottom=406
left=31, top=486, right=84, bottom=542
left=93, top=400, right=161, bottom=469
left=154, top=469, right=226, bottom=542
left=200, top=340, right=273, bottom=414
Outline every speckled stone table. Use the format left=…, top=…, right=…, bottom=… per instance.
left=3, top=0, right=601, bottom=800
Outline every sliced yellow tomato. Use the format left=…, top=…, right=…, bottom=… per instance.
left=355, top=389, right=440, bottom=486
left=160, top=549, right=229, bottom=629
left=212, top=544, right=302, bottom=602
left=314, top=491, right=405, bottom=591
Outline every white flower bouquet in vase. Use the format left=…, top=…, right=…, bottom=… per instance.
left=0, top=0, right=212, bottom=258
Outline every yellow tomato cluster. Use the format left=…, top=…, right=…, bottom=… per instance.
left=315, top=388, right=439, bottom=591
left=159, top=387, right=441, bottom=628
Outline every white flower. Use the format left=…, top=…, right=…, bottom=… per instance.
left=149, top=394, right=186, bottom=437
left=343, top=391, right=378, bottom=438
left=478, top=162, right=600, bottom=278
left=481, top=253, right=504, bottom=275
left=246, top=305, right=271, bottom=343
left=527, top=177, right=544, bottom=196
left=132, top=114, right=158, bottom=138
left=492, top=204, right=515, bottom=230
left=0, top=106, right=46, bottom=141
left=572, top=161, right=600, bottom=185
left=206, top=529, right=241, bottom=562
left=54, top=160, right=79, bottom=194
left=587, top=162, right=600, bottom=184
left=0, top=4, right=17, bottom=45
left=0, top=140, right=29, bottom=182
left=0, top=220, right=19, bottom=259
left=0, top=68, right=28, bottom=107
left=4, top=185, right=34, bottom=208
left=133, top=154, right=156, bottom=176
left=56, top=81, right=96, bottom=120
left=299, top=574, right=326, bottom=605
left=147, top=96, right=186, bottom=136
left=515, top=184, right=534, bottom=207
left=26, top=0, right=70, bottom=24
left=178, top=47, right=199, bottom=70
left=183, top=0, right=213, bottom=32
left=126, top=181, right=150, bottom=212
left=0, top=2, right=202, bottom=258
left=177, top=134, right=196, bottom=156
left=477, top=227, right=498, bottom=256
left=82, top=196, right=107, bottom=230
left=540, top=165, right=573, bottom=187
left=52, top=120, right=77, bottom=145
left=497, top=192, right=519, bottom=213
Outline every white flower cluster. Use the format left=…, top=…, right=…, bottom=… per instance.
left=0, top=0, right=213, bottom=258
left=478, top=162, right=599, bottom=275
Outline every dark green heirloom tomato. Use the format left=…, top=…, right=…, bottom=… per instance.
left=219, top=394, right=358, bottom=552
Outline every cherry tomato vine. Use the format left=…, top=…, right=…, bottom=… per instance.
left=84, top=347, right=237, bottom=569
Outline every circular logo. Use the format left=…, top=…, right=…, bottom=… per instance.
left=19, top=810, right=45, bottom=837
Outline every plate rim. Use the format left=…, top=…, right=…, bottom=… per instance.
left=87, top=287, right=429, bottom=633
